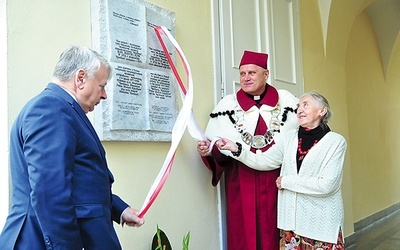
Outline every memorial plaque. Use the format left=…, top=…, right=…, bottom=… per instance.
left=91, top=0, right=177, bottom=141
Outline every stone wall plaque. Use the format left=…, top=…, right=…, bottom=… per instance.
left=91, top=0, right=177, bottom=141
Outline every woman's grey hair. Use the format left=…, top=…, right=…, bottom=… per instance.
left=301, top=91, right=332, bottom=128
left=52, top=45, right=112, bottom=82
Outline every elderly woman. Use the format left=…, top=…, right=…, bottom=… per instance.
left=217, top=91, right=347, bottom=249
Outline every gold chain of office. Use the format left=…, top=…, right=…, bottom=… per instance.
left=234, top=105, right=280, bottom=149
left=209, top=105, right=297, bottom=149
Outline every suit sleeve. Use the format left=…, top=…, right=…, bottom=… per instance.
left=22, top=96, right=83, bottom=248
left=111, top=194, right=129, bottom=224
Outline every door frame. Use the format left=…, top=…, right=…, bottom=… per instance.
left=210, top=0, right=303, bottom=249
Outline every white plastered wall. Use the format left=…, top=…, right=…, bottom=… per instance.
left=0, top=0, right=9, bottom=228
left=3, top=0, right=219, bottom=249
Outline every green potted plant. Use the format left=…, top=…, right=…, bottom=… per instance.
left=151, top=225, right=190, bottom=250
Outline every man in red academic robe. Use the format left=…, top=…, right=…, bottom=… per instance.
left=197, top=50, right=298, bottom=250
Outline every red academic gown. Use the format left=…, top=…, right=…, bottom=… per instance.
left=202, top=86, right=298, bottom=250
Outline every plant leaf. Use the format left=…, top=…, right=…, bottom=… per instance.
left=182, top=231, right=190, bottom=250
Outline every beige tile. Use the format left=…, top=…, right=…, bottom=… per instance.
left=373, top=238, right=400, bottom=249
left=347, top=210, right=400, bottom=249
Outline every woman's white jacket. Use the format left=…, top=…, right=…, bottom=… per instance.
left=233, top=128, right=347, bottom=243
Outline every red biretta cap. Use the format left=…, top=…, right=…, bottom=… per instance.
left=239, top=50, right=268, bottom=69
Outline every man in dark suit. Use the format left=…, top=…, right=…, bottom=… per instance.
left=0, top=45, right=144, bottom=249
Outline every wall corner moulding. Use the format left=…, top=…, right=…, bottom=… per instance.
left=318, top=0, right=331, bottom=58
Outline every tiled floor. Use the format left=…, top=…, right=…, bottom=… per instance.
left=347, top=209, right=400, bottom=249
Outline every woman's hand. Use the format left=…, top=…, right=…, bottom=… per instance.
left=216, top=138, right=238, bottom=152
left=276, top=176, right=284, bottom=190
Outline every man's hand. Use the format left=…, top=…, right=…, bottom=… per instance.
left=197, top=140, right=211, bottom=157
left=121, top=207, right=145, bottom=227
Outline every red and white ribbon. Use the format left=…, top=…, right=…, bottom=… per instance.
left=138, top=26, right=205, bottom=217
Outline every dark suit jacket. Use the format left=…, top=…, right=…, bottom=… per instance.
left=0, top=83, right=129, bottom=249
